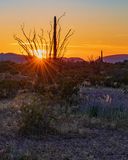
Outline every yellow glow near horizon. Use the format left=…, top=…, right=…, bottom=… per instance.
left=30, top=49, right=47, bottom=59
left=1, top=0, right=128, bottom=60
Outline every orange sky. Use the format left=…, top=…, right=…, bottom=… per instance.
left=0, top=0, right=128, bottom=61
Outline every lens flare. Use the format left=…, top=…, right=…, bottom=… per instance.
left=30, top=49, right=47, bottom=59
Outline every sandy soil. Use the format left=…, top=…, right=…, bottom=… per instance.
left=0, top=101, right=128, bottom=160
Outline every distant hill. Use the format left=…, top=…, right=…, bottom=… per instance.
left=103, top=54, right=128, bottom=63
left=0, top=53, right=26, bottom=63
left=0, top=53, right=85, bottom=63
left=62, top=57, right=85, bottom=62
left=1, top=53, right=128, bottom=64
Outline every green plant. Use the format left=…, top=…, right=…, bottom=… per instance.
left=87, top=106, right=99, bottom=118
left=0, top=80, right=20, bottom=99
left=19, top=103, right=57, bottom=135
left=59, top=79, right=79, bottom=114
left=0, top=80, right=32, bottom=99
left=18, top=153, right=38, bottom=160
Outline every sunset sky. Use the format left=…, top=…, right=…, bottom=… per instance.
left=0, top=0, right=128, bottom=60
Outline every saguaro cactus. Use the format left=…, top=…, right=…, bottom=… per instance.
left=100, top=50, right=103, bottom=63
left=53, top=16, right=57, bottom=59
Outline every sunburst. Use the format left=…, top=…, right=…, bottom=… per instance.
left=30, top=49, right=47, bottom=59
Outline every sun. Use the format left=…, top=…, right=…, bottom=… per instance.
left=34, top=49, right=47, bottom=59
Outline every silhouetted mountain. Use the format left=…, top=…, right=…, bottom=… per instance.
left=0, top=53, right=85, bottom=63
left=62, top=57, right=85, bottom=62
left=0, top=53, right=26, bottom=63
left=103, top=54, right=128, bottom=63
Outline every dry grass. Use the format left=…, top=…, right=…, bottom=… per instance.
left=1, top=89, right=128, bottom=159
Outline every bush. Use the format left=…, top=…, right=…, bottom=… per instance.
left=19, top=103, right=57, bottom=135
left=0, top=80, right=32, bottom=99
left=85, top=104, right=128, bottom=123
left=87, top=105, right=99, bottom=118
left=58, top=79, right=80, bottom=114
left=0, top=80, right=20, bottom=99
left=18, top=153, right=38, bottom=160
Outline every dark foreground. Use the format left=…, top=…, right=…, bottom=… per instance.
left=0, top=128, right=128, bottom=160
left=0, top=96, right=128, bottom=160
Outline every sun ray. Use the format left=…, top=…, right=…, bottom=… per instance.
left=30, top=49, right=47, bottom=59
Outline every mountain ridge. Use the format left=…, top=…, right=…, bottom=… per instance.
left=1, top=53, right=128, bottom=63
left=103, top=54, right=128, bottom=63
left=0, top=53, right=85, bottom=63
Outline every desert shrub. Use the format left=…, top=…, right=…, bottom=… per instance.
left=0, top=61, right=19, bottom=74
left=122, top=75, right=128, bottom=85
left=19, top=103, right=57, bottom=135
left=101, top=107, right=128, bottom=121
left=59, top=78, right=79, bottom=101
left=0, top=80, right=20, bottom=99
left=103, top=78, right=121, bottom=88
left=85, top=104, right=128, bottom=123
left=0, top=145, right=12, bottom=160
left=34, top=83, right=58, bottom=96
left=17, top=153, right=38, bottom=160
left=0, top=80, right=32, bottom=99
left=89, top=75, right=105, bottom=86
left=58, top=79, right=80, bottom=114
left=87, top=105, right=99, bottom=118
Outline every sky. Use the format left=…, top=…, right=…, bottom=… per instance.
left=0, top=0, right=128, bottom=60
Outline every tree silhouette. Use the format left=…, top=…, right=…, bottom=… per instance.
left=14, top=14, right=73, bottom=60
left=14, top=15, right=74, bottom=87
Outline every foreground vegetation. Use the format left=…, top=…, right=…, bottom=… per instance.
left=0, top=60, right=128, bottom=132
left=0, top=60, right=128, bottom=159
left=1, top=92, right=128, bottom=160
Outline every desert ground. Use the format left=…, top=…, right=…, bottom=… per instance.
left=0, top=88, right=128, bottom=160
